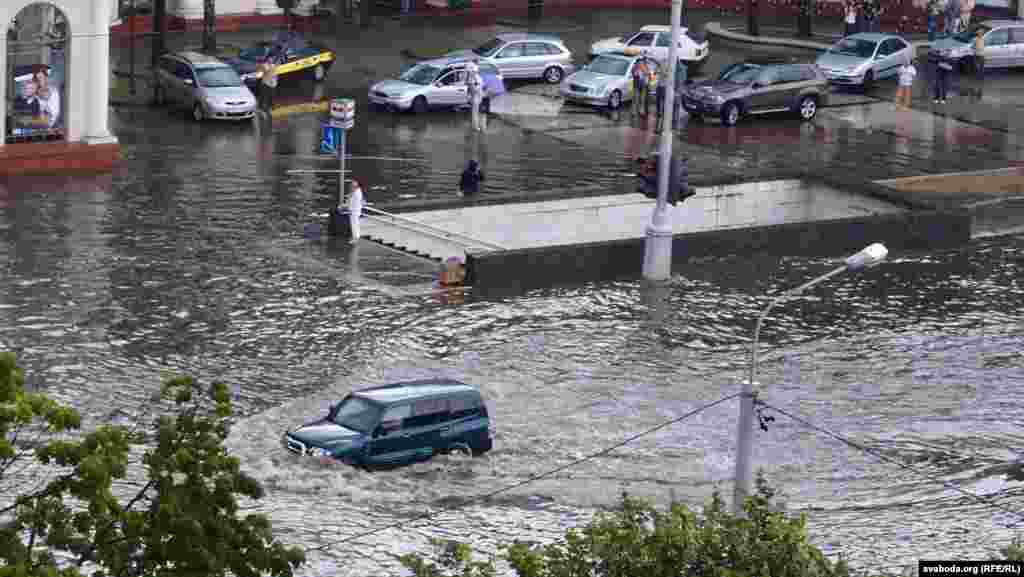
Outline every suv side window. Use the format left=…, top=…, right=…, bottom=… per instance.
left=777, top=65, right=804, bottom=84
left=379, top=404, right=412, bottom=433
left=545, top=43, right=564, bottom=55
left=449, top=395, right=483, bottom=419
left=496, top=43, right=524, bottom=58
left=986, top=27, right=1010, bottom=46
left=1009, top=26, right=1024, bottom=44
left=525, top=42, right=549, bottom=56
left=656, top=32, right=673, bottom=47
left=628, top=32, right=656, bottom=47
left=800, top=65, right=819, bottom=81
left=404, top=397, right=451, bottom=429
left=439, top=70, right=465, bottom=85
left=757, top=67, right=780, bottom=85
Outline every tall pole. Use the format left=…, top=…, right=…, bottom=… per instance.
left=129, top=0, right=136, bottom=95
left=338, top=127, right=347, bottom=207
left=642, top=0, right=680, bottom=282
left=734, top=263, right=856, bottom=516
left=152, top=0, right=166, bottom=103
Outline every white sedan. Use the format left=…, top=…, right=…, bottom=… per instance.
left=590, top=25, right=709, bottom=71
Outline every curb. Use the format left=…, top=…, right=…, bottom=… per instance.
left=705, top=21, right=932, bottom=52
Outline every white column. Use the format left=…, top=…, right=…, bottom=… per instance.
left=85, top=0, right=117, bottom=144
left=169, top=0, right=204, bottom=19
left=0, top=33, right=6, bottom=147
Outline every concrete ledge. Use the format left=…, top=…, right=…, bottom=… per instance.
left=466, top=207, right=970, bottom=296
left=0, top=142, right=121, bottom=176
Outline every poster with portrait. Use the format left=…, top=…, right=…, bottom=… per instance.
left=9, top=63, right=62, bottom=139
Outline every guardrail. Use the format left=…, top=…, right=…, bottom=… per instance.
left=362, top=205, right=506, bottom=253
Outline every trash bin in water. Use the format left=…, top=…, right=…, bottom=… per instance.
left=328, top=207, right=352, bottom=238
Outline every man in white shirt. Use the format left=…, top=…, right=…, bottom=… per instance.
left=465, top=59, right=484, bottom=131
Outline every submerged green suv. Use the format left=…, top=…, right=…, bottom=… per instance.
left=283, top=380, right=494, bottom=468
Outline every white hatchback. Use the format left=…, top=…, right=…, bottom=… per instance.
left=590, top=24, right=709, bottom=71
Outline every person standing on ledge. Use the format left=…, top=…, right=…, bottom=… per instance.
left=348, top=179, right=365, bottom=240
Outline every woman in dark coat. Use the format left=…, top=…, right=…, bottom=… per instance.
left=459, top=160, right=484, bottom=195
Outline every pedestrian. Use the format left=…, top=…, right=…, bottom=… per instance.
left=845, top=0, right=859, bottom=36
left=926, top=0, right=942, bottom=41
left=861, top=0, right=879, bottom=32
left=973, top=28, right=985, bottom=80
left=465, top=59, right=484, bottom=131
left=459, top=159, right=484, bottom=196
left=933, top=50, right=953, bottom=103
left=631, top=57, right=650, bottom=116
left=945, top=0, right=961, bottom=35
left=896, top=55, right=917, bottom=108
left=656, top=60, right=686, bottom=133
left=348, top=178, right=365, bottom=240
left=258, top=56, right=277, bottom=113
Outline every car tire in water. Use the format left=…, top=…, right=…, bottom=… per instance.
left=481, top=98, right=491, bottom=114
left=313, top=64, right=326, bottom=82
left=543, top=66, right=564, bottom=84
left=607, top=90, right=622, bottom=110
left=412, top=96, right=428, bottom=114
left=721, top=102, right=740, bottom=126
left=192, top=103, right=205, bottom=122
left=798, top=95, right=818, bottom=121
left=862, top=70, right=875, bottom=92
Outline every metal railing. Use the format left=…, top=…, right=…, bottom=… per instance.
left=361, top=205, right=506, bottom=254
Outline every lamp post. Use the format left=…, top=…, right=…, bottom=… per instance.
left=641, top=0, right=682, bottom=282
left=733, top=243, right=888, bottom=516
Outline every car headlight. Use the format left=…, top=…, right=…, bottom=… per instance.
left=308, top=447, right=331, bottom=458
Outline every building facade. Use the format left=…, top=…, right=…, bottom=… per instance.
left=2, top=0, right=118, bottom=173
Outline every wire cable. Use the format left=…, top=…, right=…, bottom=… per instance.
left=305, top=392, right=742, bottom=553
left=756, top=399, right=1024, bottom=529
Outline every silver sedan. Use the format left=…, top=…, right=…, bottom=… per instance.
left=815, top=33, right=913, bottom=90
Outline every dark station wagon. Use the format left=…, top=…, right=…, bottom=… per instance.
left=283, top=380, right=494, bottom=468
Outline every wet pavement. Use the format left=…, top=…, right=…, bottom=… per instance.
left=0, top=9, right=1022, bottom=577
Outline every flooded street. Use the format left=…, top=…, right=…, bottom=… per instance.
left=2, top=9, right=1024, bottom=575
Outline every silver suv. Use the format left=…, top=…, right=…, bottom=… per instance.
left=445, top=33, right=575, bottom=84
left=155, top=51, right=257, bottom=122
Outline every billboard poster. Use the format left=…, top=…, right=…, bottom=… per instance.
left=8, top=64, right=63, bottom=141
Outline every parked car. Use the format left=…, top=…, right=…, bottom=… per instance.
left=154, top=51, right=257, bottom=122
left=444, top=33, right=575, bottom=83
left=226, top=31, right=336, bottom=87
left=560, top=51, right=662, bottom=110
left=369, top=56, right=505, bottom=114
left=681, top=60, right=829, bottom=126
left=283, top=380, right=494, bottom=468
left=590, top=24, right=710, bottom=72
left=929, top=20, right=1024, bottom=72
left=815, top=32, right=913, bottom=89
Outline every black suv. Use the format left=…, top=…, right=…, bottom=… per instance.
left=681, top=61, right=829, bottom=126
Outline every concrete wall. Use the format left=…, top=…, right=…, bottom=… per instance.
left=1, top=0, right=117, bottom=148
left=465, top=197, right=970, bottom=297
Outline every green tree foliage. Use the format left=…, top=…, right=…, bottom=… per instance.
left=400, top=471, right=904, bottom=577
left=1003, top=536, right=1024, bottom=561
left=0, top=352, right=304, bottom=577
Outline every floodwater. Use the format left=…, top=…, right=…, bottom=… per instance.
left=2, top=10, right=1024, bottom=575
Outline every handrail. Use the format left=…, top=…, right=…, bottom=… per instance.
left=361, top=206, right=506, bottom=252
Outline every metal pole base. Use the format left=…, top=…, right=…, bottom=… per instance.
left=642, top=222, right=673, bottom=281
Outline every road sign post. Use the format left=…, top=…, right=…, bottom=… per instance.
left=330, top=98, right=355, bottom=209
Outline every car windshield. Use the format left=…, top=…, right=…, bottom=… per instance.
left=953, top=24, right=991, bottom=43
left=330, top=396, right=381, bottom=433
left=400, top=64, right=441, bottom=85
left=239, top=44, right=270, bottom=61
left=196, top=67, right=242, bottom=87
left=587, top=56, right=630, bottom=76
left=472, top=38, right=504, bottom=57
left=718, top=63, right=760, bottom=82
left=831, top=38, right=877, bottom=58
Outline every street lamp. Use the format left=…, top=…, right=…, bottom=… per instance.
left=733, top=243, right=888, bottom=516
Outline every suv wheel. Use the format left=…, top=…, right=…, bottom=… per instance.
left=481, top=97, right=491, bottom=114
left=607, top=90, right=622, bottom=110
left=721, top=102, right=740, bottom=126
left=862, top=70, right=875, bottom=92
left=411, top=95, right=428, bottom=114
left=192, top=103, right=205, bottom=122
left=543, top=66, right=564, bottom=84
left=798, top=95, right=818, bottom=121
